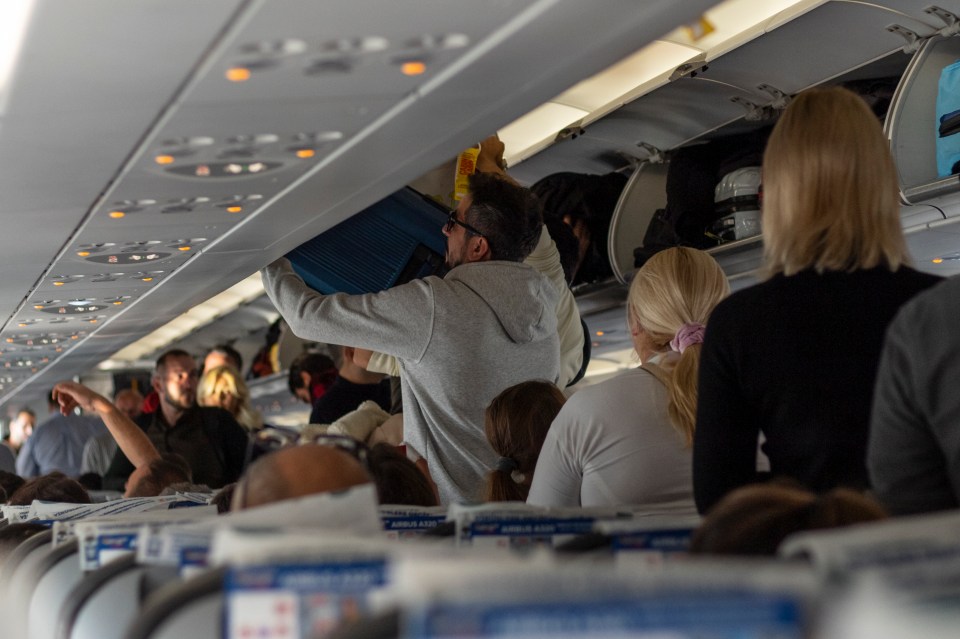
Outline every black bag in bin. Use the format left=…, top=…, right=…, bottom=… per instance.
left=637, top=128, right=770, bottom=264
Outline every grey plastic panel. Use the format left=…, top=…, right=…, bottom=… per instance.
left=29, top=549, right=84, bottom=639
left=608, top=163, right=668, bottom=283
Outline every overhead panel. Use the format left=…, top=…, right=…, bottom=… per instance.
left=0, top=0, right=720, bottom=404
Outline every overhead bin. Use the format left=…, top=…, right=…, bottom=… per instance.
left=888, top=32, right=960, bottom=204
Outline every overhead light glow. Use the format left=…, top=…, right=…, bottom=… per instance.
left=499, top=0, right=820, bottom=167
left=113, top=301, right=123, bottom=305
left=596, top=331, right=605, bottom=336
left=295, top=148, right=316, bottom=159
left=226, top=67, right=251, bottom=82
left=154, top=155, right=175, bottom=165
left=400, top=61, right=427, bottom=76
left=109, top=211, right=125, bottom=219
left=77, top=251, right=90, bottom=257
left=933, top=258, right=944, bottom=264
left=227, top=206, right=243, bottom=213
left=0, top=1, right=35, bottom=114
left=178, top=246, right=191, bottom=252
left=103, top=273, right=269, bottom=367
left=53, top=281, right=64, bottom=286
left=142, top=277, right=153, bottom=282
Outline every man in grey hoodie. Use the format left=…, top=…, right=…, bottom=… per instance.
left=261, top=172, right=560, bottom=504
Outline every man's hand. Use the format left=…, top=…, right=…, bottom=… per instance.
left=477, top=135, right=506, bottom=172
left=52, top=381, right=107, bottom=416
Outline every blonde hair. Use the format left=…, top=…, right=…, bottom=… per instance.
left=197, top=365, right=263, bottom=432
left=762, top=86, right=908, bottom=277
left=628, top=247, right=729, bottom=446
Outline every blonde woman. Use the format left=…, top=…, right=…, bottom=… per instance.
left=527, top=247, right=728, bottom=510
left=693, top=87, right=941, bottom=514
left=198, top=365, right=263, bottom=432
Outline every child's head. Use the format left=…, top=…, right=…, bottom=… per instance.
left=484, top=380, right=565, bottom=502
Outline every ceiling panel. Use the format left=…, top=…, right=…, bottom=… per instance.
left=0, top=0, right=721, bottom=405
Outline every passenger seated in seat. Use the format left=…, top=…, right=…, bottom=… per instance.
left=483, top=380, right=565, bottom=502
left=232, top=443, right=371, bottom=510
left=367, top=443, right=438, bottom=507
left=528, top=247, right=728, bottom=510
left=0, top=470, right=25, bottom=503
left=694, top=87, right=942, bottom=514
left=689, top=482, right=887, bottom=556
left=308, top=345, right=391, bottom=425
left=125, top=453, right=192, bottom=497
left=8, top=472, right=91, bottom=505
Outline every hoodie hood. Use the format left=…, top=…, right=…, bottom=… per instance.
left=445, top=261, right=559, bottom=344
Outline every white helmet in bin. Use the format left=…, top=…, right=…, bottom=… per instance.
left=712, top=166, right=762, bottom=241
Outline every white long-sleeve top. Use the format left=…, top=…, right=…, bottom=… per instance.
left=527, top=358, right=696, bottom=514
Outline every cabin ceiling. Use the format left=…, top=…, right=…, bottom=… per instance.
left=0, top=0, right=718, bottom=407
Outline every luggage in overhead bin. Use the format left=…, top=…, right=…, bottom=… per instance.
left=936, top=58, right=960, bottom=177
left=641, top=127, right=770, bottom=253
left=531, top=171, right=628, bottom=286
left=708, top=166, right=762, bottom=242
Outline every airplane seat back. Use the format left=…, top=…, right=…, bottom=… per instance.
left=58, top=554, right=145, bottom=639
left=0, top=529, right=54, bottom=638
left=125, top=567, right=226, bottom=639
left=29, top=539, right=82, bottom=639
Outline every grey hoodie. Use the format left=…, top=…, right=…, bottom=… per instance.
left=261, top=258, right=560, bottom=504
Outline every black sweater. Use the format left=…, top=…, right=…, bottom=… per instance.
left=693, top=266, right=941, bottom=514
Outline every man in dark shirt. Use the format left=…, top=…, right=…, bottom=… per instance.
left=310, top=345, right=390, bottom=425
left=103, top=349, right=249, bottom=490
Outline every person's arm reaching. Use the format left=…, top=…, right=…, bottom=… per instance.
left=52, top=382, right=161, bottom=469
left=261, top=259, right=434, bottom=362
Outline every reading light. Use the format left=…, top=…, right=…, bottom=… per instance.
left=933, top=258, right=944, bottom=264
left=4, top=339, right=11, bottom=344
left=142, top=277, right=154, bottom=282
left=53, top=281, right=64, bottom=287
left=227, top=206, right=243, bottom=213
left=400, top=60, right=427, bottom=76
left=33, top=305, right=42, bottom=310
left=109, top=211, right=125, bottom=219
left=77, top=251, right=90, bottom=257
left=113, top=301, right=123, bottom=305
left=178, top=246, right=191, bottom=251
left=295, top=148, right=316, bottom=159
left=155, top=155, right=175, bottom=165
left=226, top=67, right=251, bottom=82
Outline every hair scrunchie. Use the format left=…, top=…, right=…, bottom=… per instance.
left=670, top=322, right=706, bottom=354
left=496, top=457, right=519, bottom=473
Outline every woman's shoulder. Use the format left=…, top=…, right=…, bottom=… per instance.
left=564, top=368, right=666, bottom=411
